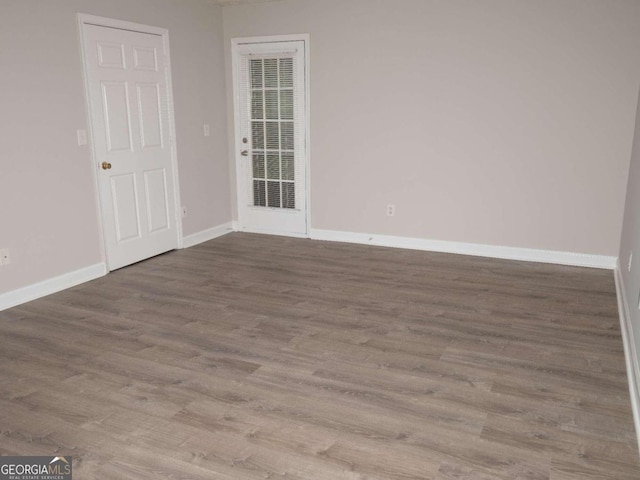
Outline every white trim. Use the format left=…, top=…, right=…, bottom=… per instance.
left=232, top=34, right=310, bottom=45
left=238, top=227, right=309, bottom=238
left=310, top=228, right=617, bottom=269
left=230, top=34, right=311, bottom=237
left=182, top=222, right=234, bottom=248
left=0, top=264, right=107, bottom=312
left=614, top=262, right=640, bottom=456
left=76, top=15, right=107, bottom=267
left=77, top=14, right=183, bottom=268
left=161, top=24, right=184, bottom=250
left=76, top=14, right=168, bottom=35
left=304, top=37, right=311, bottom=240
left=231, top=38, right=244, bottom=234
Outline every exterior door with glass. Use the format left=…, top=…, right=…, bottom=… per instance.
left=233, top=38, right=308, bottom=236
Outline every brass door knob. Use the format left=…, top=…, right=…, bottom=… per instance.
left=101, top=162, right=112, bottom=170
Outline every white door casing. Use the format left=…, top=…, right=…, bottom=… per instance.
left=80, top=16, right=181, bottom=270
left=232, top=36, right=310, bottom=237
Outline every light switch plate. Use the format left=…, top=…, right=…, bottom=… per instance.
left=77, top=129, right=87, bottom=146
left=203, top=124, right=210, bottom=137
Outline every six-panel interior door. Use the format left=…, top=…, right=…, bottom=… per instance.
left=235, top=40, right=307, bottom=236
left=83, top=24, right=179, bottom=270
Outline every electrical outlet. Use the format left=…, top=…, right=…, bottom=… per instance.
left=0, top=248, right=10, bottom=266
left=629, top=252, right=633, bottom=272
left=181, top=206, right=187, bottom=218
left=387, top=204, right=395, bottom=217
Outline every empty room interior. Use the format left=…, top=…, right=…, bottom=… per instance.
left=3, top=0, right=640, bottom=478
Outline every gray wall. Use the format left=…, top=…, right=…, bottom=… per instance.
left=224, top=0, right=640, bottom=256
left=4, top=0, right=640, bottom=302
left=0, top=0, right=230, bottom=295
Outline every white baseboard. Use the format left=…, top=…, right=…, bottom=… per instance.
left=614, top=263, right=640, bottom=455
left=0, top=223, right=235, bottom=312
left=310, top=229, right=616, bottom=269
left=0, top=263, right=107, bottom=312
left=182, top=222, right=234, bottom=248
left=236, top=226, right=309, bottom=238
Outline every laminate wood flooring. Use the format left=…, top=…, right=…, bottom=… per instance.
left=0, top=233, right=638, bottom=479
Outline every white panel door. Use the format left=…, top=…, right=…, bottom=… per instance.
left=233, top=39, right=308, bottom=236
left=83, top=24, right=178, bottom=270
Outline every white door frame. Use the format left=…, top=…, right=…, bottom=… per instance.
left=77, top=13, right=183, bottom=269
left=231, top=34, right=311, bottom=238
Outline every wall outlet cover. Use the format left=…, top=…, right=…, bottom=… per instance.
left=387, top=204, right=395, bottom=217
left=0, top=248, right=10, bottom=266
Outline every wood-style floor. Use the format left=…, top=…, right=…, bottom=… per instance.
left=0, top=233, right=638, bottom=479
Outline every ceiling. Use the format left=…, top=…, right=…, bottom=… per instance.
left=209, top=0, right=282, bottom=5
